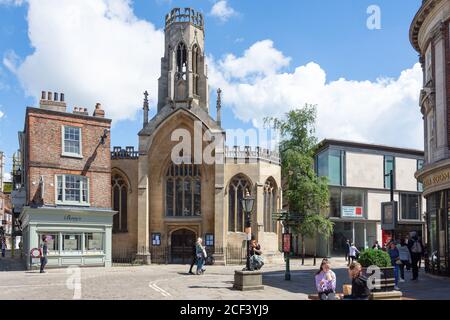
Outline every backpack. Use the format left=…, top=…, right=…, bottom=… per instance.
left=411, top=240, right=422, bottom=254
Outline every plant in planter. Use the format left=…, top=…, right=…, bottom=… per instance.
left=357, top=249, right=395, bottom=292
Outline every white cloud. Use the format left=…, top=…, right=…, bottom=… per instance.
left=208, top=41, right=424, bottom=149
left=210, top=0, right=237, bottom=22
left=5, top=0, right=164, bottom=122
left=218, top=40, right=290, bottom=80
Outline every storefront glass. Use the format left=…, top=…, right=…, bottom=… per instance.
left=400, top=193, right=420, bottom=220
left=63, top=234, right=82, bottom=252
left=37, top=233, right=58, bottom=253
left=329, top=188, right=341, bottom=218
left=85, top=233, right=104, bottom=252
left=427, top=194, right=438, bottom=269
left=331, top=222, right=353, bottom=255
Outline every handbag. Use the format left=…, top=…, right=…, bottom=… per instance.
left=395, top=259, right=402, bottom=265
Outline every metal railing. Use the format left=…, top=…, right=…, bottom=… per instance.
left=112, top=246, right=246, bottom=266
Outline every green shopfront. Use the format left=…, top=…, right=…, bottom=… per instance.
left=20, top=207, right=115, bottom=269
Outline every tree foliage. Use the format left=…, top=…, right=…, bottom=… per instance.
left=266, top=105, right=332, bottom=255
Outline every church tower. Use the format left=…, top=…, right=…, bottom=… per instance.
left=157, top=8, right=208, bottom=113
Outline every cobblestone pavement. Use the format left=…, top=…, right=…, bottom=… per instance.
left=1, top=256, right=449, bottom=300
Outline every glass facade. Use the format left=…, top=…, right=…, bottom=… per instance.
left=400, top=193, right=420, bottom=220
left=417, top=160, right=424, bottom=192
left=384, top=155, right=395, bottom=189
left=328, top=188, right=366, bottom=218
left=316, top=149, right=345, bottom=186
left=426, top=191, right=450, bottom=276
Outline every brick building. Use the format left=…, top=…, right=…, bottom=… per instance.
left=17, top=91, right=116, bottom=269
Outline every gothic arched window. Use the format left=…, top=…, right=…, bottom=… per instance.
left=166, top=163, right=201, bottom=217
left=176, top=42, right=187, bottom=80
left=228, top=175, right=252, bottom=232
left=192, top=44, right=200, bottom=95
left=263, top=178, right=278, bottom=233
left=112, top=174, right=128, bottom=232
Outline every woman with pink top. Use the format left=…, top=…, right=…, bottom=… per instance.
left=315, top=258, right=337, bottom=300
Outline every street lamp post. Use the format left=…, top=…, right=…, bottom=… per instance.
left=384, top=169, right=395, bottom=241
left=241, top=190, right=255, bottom=271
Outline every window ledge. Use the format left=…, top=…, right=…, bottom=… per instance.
left=61, top=153, right=83, bottom=159
left=56, top=202, right=90, bottom=207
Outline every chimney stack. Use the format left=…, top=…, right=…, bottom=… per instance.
left=93, top=103, right=105, bottom=118
left=40, top=90, right=67, bottom=112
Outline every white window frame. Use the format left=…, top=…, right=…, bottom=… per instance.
left=62, top=125, right=83, bottom=158
left=55, top=174, right=90, bottom=206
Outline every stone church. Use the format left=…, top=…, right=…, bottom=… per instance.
left=111, top=8, right=282, bottom=264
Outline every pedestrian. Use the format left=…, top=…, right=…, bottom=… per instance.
left=18, top=240, right=23, bottom=258
left=1, top=238, right=6, bottom=258
left=344, top=239, right=350, bottom=262
left=195, top=237, right=207, bottom=275
left=39, top=235, right=48, bottom=274
left=417, top=236, right=423, bottom=269
left=372, top=241, right=381, bottom=250
left=398, top=239, right=411, bottom=282
left=388, top=241, right=401, bottom=290
left=408, top=232, right=423, bottom=280
left=249, top=238, right=264, bottom=271
left=344, top=262, right=370, bottom=300
left=315, top=258, right=336, bottom=300
left=188, top=243, right=197, bottom=275
left=348, top=243, right=359, bottom=266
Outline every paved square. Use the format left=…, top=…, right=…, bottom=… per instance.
left=1, top=256, right=450, bottom=300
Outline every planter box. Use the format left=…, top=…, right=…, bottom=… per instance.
left=363, top=267, right=395, bottom=292
left=233, top=270, right=264, bottom=291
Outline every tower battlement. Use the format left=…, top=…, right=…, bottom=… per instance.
left=165, top=7, right=204, bottom=30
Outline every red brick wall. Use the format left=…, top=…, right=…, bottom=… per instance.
left=26, top=108, right=111, bottom=208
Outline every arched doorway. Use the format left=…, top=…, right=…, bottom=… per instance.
left=170, top=229, right=196, bottom=264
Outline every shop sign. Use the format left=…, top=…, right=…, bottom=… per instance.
left=341, top=206, right=363, bottom=218
left=422, top=169, right=450, bottom=190
left=64, top=215, right=82, bottom=222
left=381, top=201, right=398, bottom=231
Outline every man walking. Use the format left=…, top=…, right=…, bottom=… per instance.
left=345, top=239, right=350, bottom=262
left=188, top=243, right=197, bottom=275
left=408, top=232, right=423, bottom=281
left=40, top=235, right=48, bottom=273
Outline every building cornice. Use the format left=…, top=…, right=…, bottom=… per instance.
left=410, top=0, right=443, bottom=53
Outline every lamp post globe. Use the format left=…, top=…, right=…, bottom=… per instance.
left=241, top=189, right=255, bottom=271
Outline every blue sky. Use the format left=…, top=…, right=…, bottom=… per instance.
left=0, top=0, right=423, bottom=177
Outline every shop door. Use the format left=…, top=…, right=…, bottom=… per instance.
left=170, top=229, right=196, bottom=264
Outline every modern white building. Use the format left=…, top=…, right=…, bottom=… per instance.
left=300, top=139, right=425, bottom=257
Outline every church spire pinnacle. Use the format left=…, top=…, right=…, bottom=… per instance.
left=143, top=91, right=149, bottom=128
left=216, top=88, right=222, bottom=126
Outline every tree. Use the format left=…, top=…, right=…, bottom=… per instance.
left=266, top=105, right=331, bottom=265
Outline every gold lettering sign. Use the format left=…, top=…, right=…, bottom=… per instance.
left=423, top=169, right=450, bottom=189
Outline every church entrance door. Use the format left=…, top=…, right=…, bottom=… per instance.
left=170, top=229, right=196, bottom=264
